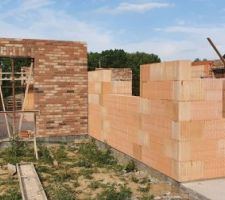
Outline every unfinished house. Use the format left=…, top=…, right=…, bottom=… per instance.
left=1, top=37, right=225, bottom=186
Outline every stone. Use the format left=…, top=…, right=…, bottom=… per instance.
left=163, top=192, right=171, bottom=196
left=7, top=163, right=16, bottom=176
left=135, top=171, right=148, bottom=179
left=53, top=160, right=59, bottom=168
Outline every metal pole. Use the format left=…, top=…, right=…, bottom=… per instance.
left=11, top=58, right=16, bottom=137
left=207, top=37, right=225, bottom=68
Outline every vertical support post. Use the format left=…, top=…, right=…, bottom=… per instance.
left=11, top=58, right=16, bottom=137
left=18, top=62, right=33, bottom=132
left=0, top=87, right=11, bottom=137
left=34, top=112, right=38, bottom=160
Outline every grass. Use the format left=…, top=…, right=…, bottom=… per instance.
left=97, top=184, right=132, bottom=200
left=138, top=183, right=151, bottom=193
left=88, top=180, right=102, bottom=190
left=78, top=140, right=117, bottom=167
left=0, top=139, right=185, bottom=200
left=0, top=188, right=21, bottom=200
left=0, top=137, right=34, bottom=165
left=138, top=195, right=155, bottom=200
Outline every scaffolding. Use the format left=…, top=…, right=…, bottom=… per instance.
left=0, top=57, right=39, bottom=159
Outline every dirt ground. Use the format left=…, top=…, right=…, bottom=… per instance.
left=0, top=140, right=189, bottom=200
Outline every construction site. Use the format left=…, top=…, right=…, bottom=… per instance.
left=0, top=37, right=225, bottom=200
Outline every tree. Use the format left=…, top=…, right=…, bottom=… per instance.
left=88, top=52, right=101, bottom=71
left=126, top=52, right=160, bottom=95
left=88, top=49, right=161, bottom=96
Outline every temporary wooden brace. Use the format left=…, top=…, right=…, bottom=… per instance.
left=0, top=87, right=11, bottom=137
left=18, top=62, right=33, bottom=132
left=34, top=113, right=38, bottom=160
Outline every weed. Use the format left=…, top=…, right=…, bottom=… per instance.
left=78, top=140, right=117, bottom=167
left=76, top=159, right=92, bottom=168
left=88, top=180, right=101, bottom=190
left=79, top=168, right=94, bottom=179
left=125, top=160, right=136, bottom=172
left=138, top=194, right=154, bottom=200
left=131, top=175, right=139, bottom=183
left=73, top=181, right=80, bottom=188
left=36, top=165, right=54, bottom=175
left=97, top=184, right=132, bottom=200
left=38, top=145, right=53, bottom=163
left=54, top=187, right=76, bottom=200
left=139, top=177, right=151, bottom=184
left=54, top=168, right=72, bottom=182
left=54, top=145, right=67, bottom=161
left=138, top=183, right=151, bottom=193
left=0, top=188, right=21, bottom=200
left=2, top=137, right=31, bottom=164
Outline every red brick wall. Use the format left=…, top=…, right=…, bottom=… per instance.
left=0, top=38, right=88, bottom=136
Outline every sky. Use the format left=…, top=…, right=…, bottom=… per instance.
left=0, top=0, right=225, bottom=61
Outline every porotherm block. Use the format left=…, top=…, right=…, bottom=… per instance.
left=89, top=61, right=225, bottom=182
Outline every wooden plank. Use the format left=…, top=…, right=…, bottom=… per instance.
left=17, top=163, right=47, bottom=200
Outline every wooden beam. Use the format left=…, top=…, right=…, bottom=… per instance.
left=0, top=87, right=11, bottom=137
left=18, top=62, right=33, bottom=132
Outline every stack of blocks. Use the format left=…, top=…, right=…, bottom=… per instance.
left=89, top=60, right=225, bottom=182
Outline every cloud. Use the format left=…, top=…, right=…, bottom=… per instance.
left=0, top=0, right=54, bottom=20
left=0, top=0, right=223, bottom=61
left=20, top=0, right=54, bottom=11
left=97, top=2, right=172, bottom=14
left=117, top=39, right=196, bottom=60
left=0, top=0, right=114, bottom=52
left=151, top=24, right=225, bottom=60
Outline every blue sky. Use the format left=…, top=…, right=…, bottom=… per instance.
left=0, top=0, right=225, bottom=60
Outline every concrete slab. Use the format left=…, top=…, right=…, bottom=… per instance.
left=182, top=178, right=225, bottom=200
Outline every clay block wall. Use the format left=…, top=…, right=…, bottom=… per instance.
left=89, top=61, right=225, bottom=182
left=191, top=61, right=213, bottom=78
left=0, top=38, right=88, bottom=136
